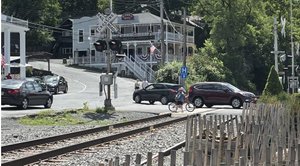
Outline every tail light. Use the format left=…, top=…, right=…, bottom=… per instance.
left=7, top=89, right=20, bottom=95
left=189, top=86, right=193, bottom=94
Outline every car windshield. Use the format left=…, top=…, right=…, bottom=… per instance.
left=1, top=80, right=23, bottom=89
left=44, top=76, right=58, bottom=83
left=225, top=83, right=241, bottom=92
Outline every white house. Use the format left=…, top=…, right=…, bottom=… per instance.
left=72, top=12, right=195, bottom=81
left=1, top=14, right=29, bottom=79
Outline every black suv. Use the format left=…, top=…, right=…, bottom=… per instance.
left=188, top=82, right=256, bottom=109
left=133, top=83, right=182, bottom=105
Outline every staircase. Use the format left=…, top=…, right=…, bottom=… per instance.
left=123, top=55, right=156, bottom=82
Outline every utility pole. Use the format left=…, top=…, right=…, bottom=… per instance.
left=271, top=17, right=285, bottom=73
left=182, top=7, right=187, bottom=87
left=160, top=0, right=165, bottom=65
left=273, top=17, right=279, bottom=73
left=290, top=0, right=295, bottom=93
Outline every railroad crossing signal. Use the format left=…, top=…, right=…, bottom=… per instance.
left=94, top=39, right=122, bottom=53
left=96, top=12, right=119, bottom=34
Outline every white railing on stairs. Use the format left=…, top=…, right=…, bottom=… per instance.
left=134, top=55, right=156, bottom=82
left=123, top=55, right=156, bottom=82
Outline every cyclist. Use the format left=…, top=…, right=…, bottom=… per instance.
left=175, top=87, right=186, bottom=112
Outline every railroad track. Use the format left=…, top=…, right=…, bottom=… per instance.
left=1, top=113, right=188, bottom=166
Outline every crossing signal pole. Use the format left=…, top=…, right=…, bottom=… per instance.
left=96, top=9, right=121, bottom=110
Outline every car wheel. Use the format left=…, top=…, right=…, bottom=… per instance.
left=205, top=104, right=213, bottom=108
left=18, top=98, right=28, bottom=109
left=149, top=101, right=155, bottom=104
left=64, top=86, right=68, bottom=93
left=134, top=95, right=142, bottom=103
left=160, top=96, right=168, bottom=105
left=194, top=97, right=204, bottom=108
left=44, top=98, right=52, bottom=108
left=231, top=97, right=242, bottom=109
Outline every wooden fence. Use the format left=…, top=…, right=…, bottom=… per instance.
left=99, top=103, right=300, bottom=166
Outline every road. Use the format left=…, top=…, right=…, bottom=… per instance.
left=1, top=59, right=243, bottom=117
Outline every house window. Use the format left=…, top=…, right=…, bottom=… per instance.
left=137, top=25, right=148, bottom=33
left=153, top=25, right=160, bottom=32
left=91, top=50, right=95, bottom=56
left=62, top=48, right=72, bottom=54
left=90, top=29, right=95, bottom=36
left=79, top=30, right=83, bottom=42
left=121, top=26, right=133, bottom=34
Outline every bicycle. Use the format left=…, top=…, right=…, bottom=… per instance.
left=168, top=96, right=195, bottom=112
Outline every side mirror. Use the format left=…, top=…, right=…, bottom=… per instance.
left=224, top=89, right=229, bottom=93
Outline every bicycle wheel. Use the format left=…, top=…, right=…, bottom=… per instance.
left=185, top=103, right=195, bottom=112
left=168, top=102, right=178, bottom=112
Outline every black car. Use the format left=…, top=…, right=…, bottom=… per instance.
left=133, top=83, right=182, bottom=105
left=188, top=82, right=257, bottom=108
left=1, top=79, right=53, bottom=109
left=43, top=75, right=68, bottom=94
left=26, top=77, right=47, bottom=90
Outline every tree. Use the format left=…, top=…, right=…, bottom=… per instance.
left=262, top=65, right=283, bottom=95
left=191, top=0, right=276, bottom=92
left=2, top=0, right=62, bottom=51
left=60, top=0, right=104, bottom=19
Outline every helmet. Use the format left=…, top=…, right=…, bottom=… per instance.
left=178, top=87, right=184, bottom=91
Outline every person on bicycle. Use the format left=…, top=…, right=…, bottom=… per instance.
left=175, top=87, right=186, bottom=112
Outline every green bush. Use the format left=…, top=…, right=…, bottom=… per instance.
left=258, top=93, right=300, bottom=113
left=262, top=65, right=283, bottom=95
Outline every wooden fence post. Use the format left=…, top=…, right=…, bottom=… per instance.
left=125, top=154, right=130, bottom=166
left=114, top=156, right=119, bottom=166
left=157, top=152, right=164, bottom=166
left=183, top=151, right=190, bottom=166
left=135, top=154, right=141, bottom=165
left=195, top=149, right=203, bottom=166
left=170, top=150, right=176, bottom=166
left=146, top=152, right=152, bottom=166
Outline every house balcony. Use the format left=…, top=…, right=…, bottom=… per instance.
left=112, top=32, right=194, bottom=44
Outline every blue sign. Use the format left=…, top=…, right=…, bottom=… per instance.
left=180, top=66, right=188, bottom=79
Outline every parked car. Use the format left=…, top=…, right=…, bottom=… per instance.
left=188, top=82, right=257, bottom=109
left=26, top=77, right=47, bottom=90
left=133, top=83, right=182, bottom=105
left=1, top=79, right=53, bottom=109
left=43, top=75, right=68, bottom=94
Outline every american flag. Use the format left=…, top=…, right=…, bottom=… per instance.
left=150, top=45, right=156, bottom=54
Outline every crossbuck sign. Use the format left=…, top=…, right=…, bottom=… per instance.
left=96, top=12, right=119, bottom=34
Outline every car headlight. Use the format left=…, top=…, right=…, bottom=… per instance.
left=241, top=92, right=255, bottom=97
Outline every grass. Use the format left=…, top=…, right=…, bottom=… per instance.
left=258, top=92, right=300, bottom=113
left=18, top=102, right=121, bottom=126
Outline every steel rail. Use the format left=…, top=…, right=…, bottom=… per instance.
left=1, top=113, right=171, bottom=153
left=2, top=115, right=187, bottom=166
